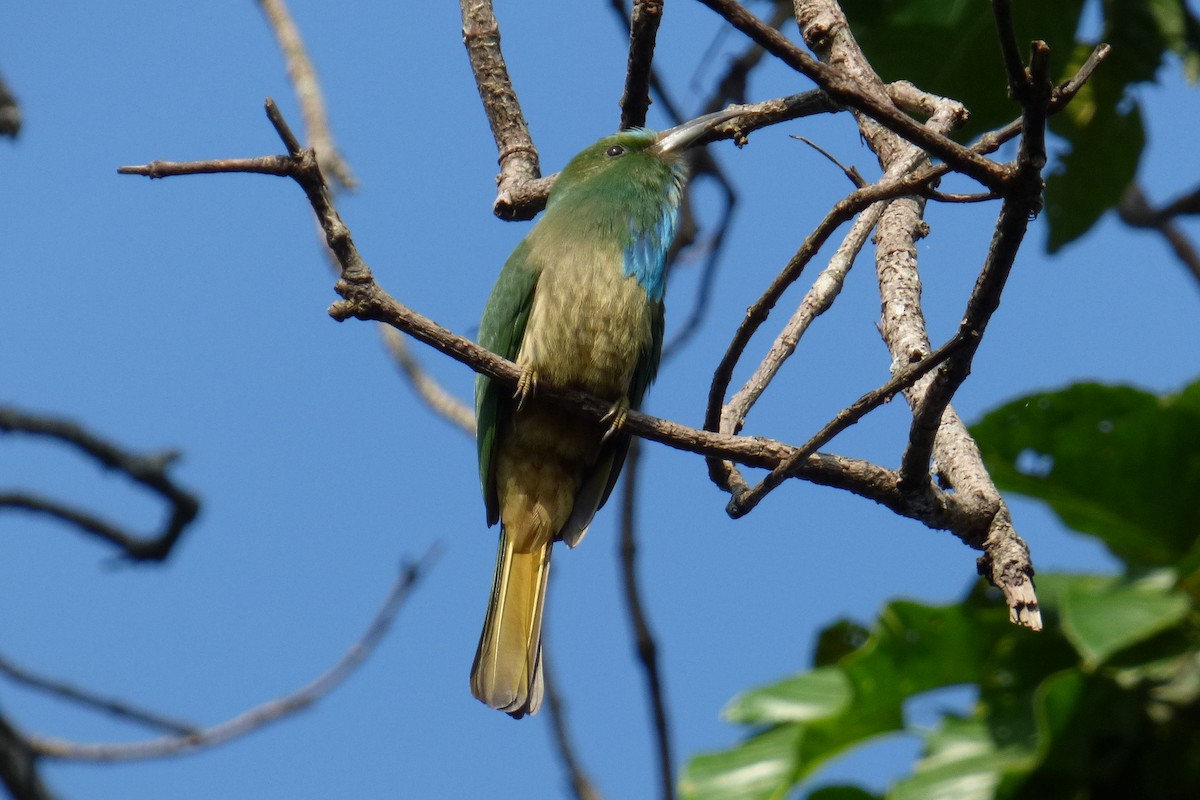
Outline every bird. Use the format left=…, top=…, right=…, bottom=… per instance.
left=470, top=107, right=741, bottom=718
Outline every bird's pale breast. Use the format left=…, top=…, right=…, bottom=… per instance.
left=517, top=241, right=652, bottom=400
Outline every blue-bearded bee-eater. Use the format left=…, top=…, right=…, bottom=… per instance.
left=471, top=108, right=741, bottom=717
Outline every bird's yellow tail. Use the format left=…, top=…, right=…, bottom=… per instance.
left=470, top=527, right=552, bottom=718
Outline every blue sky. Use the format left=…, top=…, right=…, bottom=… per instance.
left=2, top=2, right=1197, bottom=798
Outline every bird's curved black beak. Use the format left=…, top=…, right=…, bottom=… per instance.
left=650, top=106, right=744, bottom=157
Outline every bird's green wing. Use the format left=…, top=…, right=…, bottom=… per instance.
left=476, top=241, right=541, bottom=526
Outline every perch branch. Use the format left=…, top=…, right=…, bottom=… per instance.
left=119, top=101, right=1037, bottom=621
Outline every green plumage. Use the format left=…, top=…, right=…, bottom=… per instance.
left=470, top=109, right=740, bottom=718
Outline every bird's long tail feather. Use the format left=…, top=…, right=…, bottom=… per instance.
left=470, top=527, right=551, bottom=718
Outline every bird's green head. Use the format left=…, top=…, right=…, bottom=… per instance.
left=548, top=107, right=742, bottom=209
left=541, top=107, right=742, bottom=302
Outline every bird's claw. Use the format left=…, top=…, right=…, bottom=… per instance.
left=515, top=368, right=538, bottom=412
left=600, top=398, right=629, bottom=446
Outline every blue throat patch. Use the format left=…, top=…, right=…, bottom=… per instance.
left=623, top=175, right=682, bottom=303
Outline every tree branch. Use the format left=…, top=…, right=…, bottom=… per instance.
left=380, top=327, right=476, bottom=436
left=459, top=0, right=542, bottom=220
left=1118, top=183, right=1200, bottom=287
left=0, top=71, right=20, bottom=138
left=0, top=711, right=55, bottom=800
left=256, top=0, right=357, bottom=188
left=696, top=0, right=1009, bottom=190
left=30, top=548, right=439, bottom=761
left=618, top=1, right=666, bottom=129
left=118, top=100, right=1040, bottom=623
left=0, top=654, right=198, bottom=737
left=542, top=649, right=606, bottom=800
left=0, top=407, right=200, bottom=562
left=792, top=0, right=1042, bottom=629
left=617, top=442, right=674, bottom=800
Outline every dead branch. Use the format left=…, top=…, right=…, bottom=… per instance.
left=256, top=0, right=357, bottom=188
left=29, top=547, right=438, bottom=761
left=0, top=407, right=200, bottom=562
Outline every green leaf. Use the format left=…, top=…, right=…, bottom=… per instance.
left=683, top=597, right=1013, bottom=800
left=1045, top=99, right=1145, bottom=251
left=680, top=725, right=800, bottom=800
left=1058, top=573, right=1192, bottom=666
left=891, top=715, right=1033, bottom=800
left=970, top=381, right=1200, bottom=566
left=724, top=667, right=852, bottom=725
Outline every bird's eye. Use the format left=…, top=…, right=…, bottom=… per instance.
left=605, top=145, right=626, bottom=158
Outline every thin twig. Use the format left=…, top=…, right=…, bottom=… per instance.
left=380, top=327, right=476, bottom=436
left=698, top=0, right=794, bottom=115
left=460, top=0, right=542, bottom=220
left=696, top=0, right=1008, bottom=189
left=617, top=441, right=674, bottom=800
left=0, top=407, right=200, bottom=562
left=728, top=332, right=970, bottom=517
left=1118, top=183, right=1200, bottom=287
left=256, top=0, right=357, bottom=188
left=30, top=546, right=440, bottom=761
left=542, top=654, right=605, bottom=800
left=619, top=1, right=666, bottom=129
left=0, top=654, right=198, bottom=737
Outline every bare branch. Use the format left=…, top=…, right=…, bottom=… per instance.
left=0, top=712, right=54, bottom=800
left=460, top=0, right=542, bottom=220
left=542, top=655, right=606, bottom=800
left=617, top=442, right=674, bottom=800
left=380, top=327, right=476, bottom=436
left=0, top=71, right=20, bottom=138
left=0, top=407, right=199, bottom=562
left=793, top=0, right=1042, bottom=629
left=728, top=331, right=971, bottom=518
left=256, top=0, right=357, bottom=188
left=697, top=0, right=1008, bottom=190
left=118, top=101, right=1038, bottom=617
left=0, top=654, right=197, bottom=737
left=30, top=547, right=439, bottom=761
left=618, top=1, right=666, bottom=129
left=1118, top=183, right=1200, bottom=287
left=117, top=155, right=293, bottom=178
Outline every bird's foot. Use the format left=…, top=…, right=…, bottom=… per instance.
left=599, top=398, right=629, bottom=446
left=515, top=367, right=538, bottom=412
